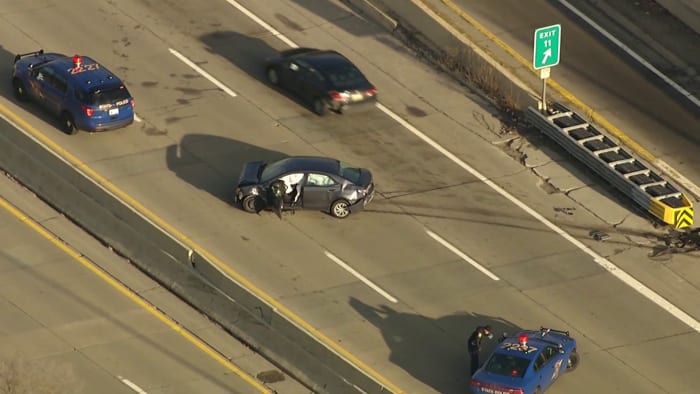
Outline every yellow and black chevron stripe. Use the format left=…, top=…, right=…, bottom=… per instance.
left=673, top=207, right=693, bottom=229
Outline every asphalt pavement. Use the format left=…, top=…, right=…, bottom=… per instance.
left=0, top=172, right=307, bottom=393
left=1, top=0, right=699, bottom=393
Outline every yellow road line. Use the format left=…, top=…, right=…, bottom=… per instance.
left=0, top=103, right=404, bottom=393
left=0, top=195, right=272, bottom=393
left=434, top=0, right=658, bottom=164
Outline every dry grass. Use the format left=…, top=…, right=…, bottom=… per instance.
left=0, top=358, right=77, bottom=394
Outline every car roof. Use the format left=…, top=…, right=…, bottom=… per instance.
left=273, top=156, right=341, bottom=175
left=492, top=330, right=565, bottom=360
left=292, top=49, right=354, bottom=70
left=46, top=54, right=124, bottom=92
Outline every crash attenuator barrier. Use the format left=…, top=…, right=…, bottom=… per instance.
left=525, top=103, right=693, bottom=229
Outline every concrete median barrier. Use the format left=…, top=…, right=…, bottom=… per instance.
left=0, top=117, right=397, bottom=394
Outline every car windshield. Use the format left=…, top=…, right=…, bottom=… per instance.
left=260, top=159, right=291, bottom=182
left=483, top=353, right=531, bottom=378
left=324, top=64, right=368, bottom=90
left=339, top=162, right=361, bottom=185
left=86, top=86, right=131, bottom=106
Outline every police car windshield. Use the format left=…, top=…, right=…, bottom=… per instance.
left=483, top=354, right=530, bottom=378
left=87, top=86, right=130, bottom=106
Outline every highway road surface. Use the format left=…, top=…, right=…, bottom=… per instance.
left=0, top=174, right=307, bottom=393
left=0, top=0, right=699, bottom=393
left=436, top=0, right=700, bottom=197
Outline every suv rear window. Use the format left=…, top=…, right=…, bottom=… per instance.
left=483, top=354, right=530, bottom=378
left=86, top=86, right=131, bottom=106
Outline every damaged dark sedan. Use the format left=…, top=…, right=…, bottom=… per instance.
left=233, top=156, right=375, bottom=219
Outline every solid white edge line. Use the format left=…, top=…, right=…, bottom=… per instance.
left=426, top=230, right=500, bottom=281
left=168, top=48, right=237, bottom=98
left=119, top=377, right=148, bottom=394
left=133, top=113, right=142, bottom=122
left=224, top=0, right=299, bottom=48
left=556, top=0, right=700, bottom=200
left=556, top=0, right=700, bottom=108
left=376, top=102, right=700, bottom=332
left=324, top=251, right=398, bottom=303
left=227, top=0, right=700, bottom=332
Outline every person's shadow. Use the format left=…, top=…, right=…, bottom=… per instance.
left=165, top=133, right=288, bottom=204
left=349, top=297, right=520, bottom=394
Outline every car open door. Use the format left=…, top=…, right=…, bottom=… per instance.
left=268, top=180, right=285, bottom=219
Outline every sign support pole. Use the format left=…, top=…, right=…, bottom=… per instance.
left=540, top=67, right=550, bottom=112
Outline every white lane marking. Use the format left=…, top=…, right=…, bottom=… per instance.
left=324, top=251, right=398, bottom=303
left=133, top=113, right=142, bottom=122
left=119, top=377, right=148, bottom=394
left=426, top=230, right=499, bottom=281
left=229, top=0, right=700, bottom=333
left=556, top=0, right=700, bottom=108
left=168, top=48, right=237, bottom=98
left=377, top=102, right=700, bottom=331
left=224, top=0, right=299, bottom=48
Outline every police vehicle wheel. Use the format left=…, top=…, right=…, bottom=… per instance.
left=312, top=97, right=327, bottom=116
left=60, top=112, right=78, bottom=135
left=266, top=67, right=279, bottom=85
left=13, top=78, right=28, bottom=101
left=241, top=195, right=258, bottom=213
left=566, top=351, right=580, bottom=372
left=330, top=199, right=350, bottom=218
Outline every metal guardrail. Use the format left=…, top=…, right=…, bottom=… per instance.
left=525, top=103, right=693, bottom=229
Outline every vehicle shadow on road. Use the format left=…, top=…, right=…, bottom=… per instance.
left=200, top=30, right=318, bottom=113
left=165, top=133, right=287, bottom=203
left=349, top=296, right=521, bottom=394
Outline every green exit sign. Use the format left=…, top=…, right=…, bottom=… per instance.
left=533, top=24, right=561, bottom=70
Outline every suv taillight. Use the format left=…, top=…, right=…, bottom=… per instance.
left=82, top=106, right=94, bottom=117
left=130, top=98, right=135, bottom=108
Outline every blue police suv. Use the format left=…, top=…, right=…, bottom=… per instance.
left=470, top=327, right=579, bottom=394
left=12, top=50, right=134, bottom=134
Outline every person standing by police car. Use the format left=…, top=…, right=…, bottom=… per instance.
left=468, top=325, right=493, bottom=375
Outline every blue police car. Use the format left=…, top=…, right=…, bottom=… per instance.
left=470, top=327, right=579, bottom=394
left=12, top=50, right=134, bottom=134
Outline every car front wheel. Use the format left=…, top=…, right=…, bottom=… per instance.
left=241, top=195, right=259, bottom=213
left=566, top=351, right=580, bottom=372
left=330, top=199, right=351, bottom=218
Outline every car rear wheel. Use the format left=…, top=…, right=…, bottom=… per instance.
left=60, top=112, right=78, bottom=135
left=312, top=97, right=327, bottom=116
left=13, top=78, right=28, bottom=101
left=330, top=199, right=351, bottom=218
left=266, top=67, right=279, bottom=85
left=241, top=195, right=259, bottom=213
left=566, top=351, right=580, bottom=372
